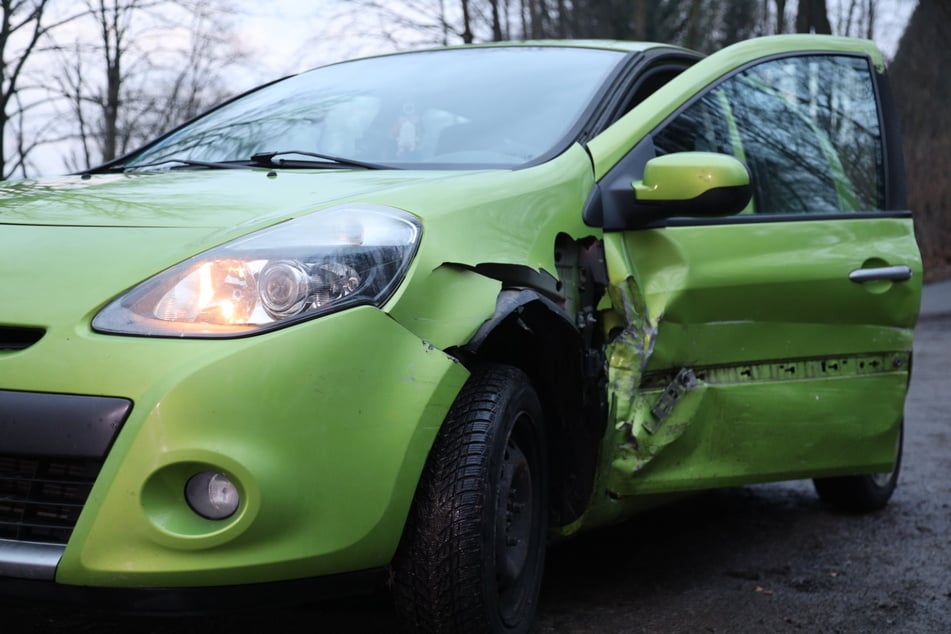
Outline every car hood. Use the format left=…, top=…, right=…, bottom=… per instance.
left=0, top=168, right=490, bottom=330
left=0, top=146, right=596, bottom=333
left=0, top=169, right=472, bottom=228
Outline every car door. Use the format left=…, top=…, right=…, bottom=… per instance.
left=584, top=36, right=922, bottom=497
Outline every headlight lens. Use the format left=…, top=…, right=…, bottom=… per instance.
left=93, top=204, right=421, bottom=337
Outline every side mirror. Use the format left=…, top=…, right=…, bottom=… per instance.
left=631, top=152, right=752, bottom=222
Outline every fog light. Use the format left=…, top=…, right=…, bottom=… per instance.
left=185, top=471, right=240, bottom=520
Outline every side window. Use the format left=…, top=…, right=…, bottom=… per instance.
left=653, top=55, right=885, bottom=214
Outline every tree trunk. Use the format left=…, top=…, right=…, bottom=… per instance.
left=0, top=0, right=55, bottom=179
left=795, top=0, right=832, bottom=34
left=775, top=0, right=787, bottom=33
left=685, top=0, right=703, bottom=49
left=460, top=0, right=473, bottom=43
left=890, top=0, right=951, bottom=278
left=633, top=0, right=646, bottom=40
left=490, top=0, right=503, bottom=40
left=95, top=0, right=122, bottom=163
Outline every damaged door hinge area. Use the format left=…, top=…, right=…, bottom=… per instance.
left=601, top=276, right=684, bottom=475
left=603, top=276, right=658, bottom=415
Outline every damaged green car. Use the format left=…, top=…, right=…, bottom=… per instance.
left=0, top=34, right=920, bottom=633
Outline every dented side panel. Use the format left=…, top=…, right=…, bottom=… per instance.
left=386, top=265, right=502, bottom=351
left=588, top=214, right=920, bottom=517
left=625, top=219, right=920, bottom=371
left=608, top=372, right=908, bottom=497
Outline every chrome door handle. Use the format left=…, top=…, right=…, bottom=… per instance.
left=848, top=265, right=913, bottom=283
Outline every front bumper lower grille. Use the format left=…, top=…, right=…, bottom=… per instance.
left=0, top=456, right=102, bottom=544
left=0, top=390, right=131, bottom=549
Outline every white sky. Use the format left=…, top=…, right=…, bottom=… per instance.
left=231, top=0, right=919, bottom=85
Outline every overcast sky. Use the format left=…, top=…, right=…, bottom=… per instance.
left=231, top=0, right=918, bottom=88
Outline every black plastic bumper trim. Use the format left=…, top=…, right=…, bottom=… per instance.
left=0, top=390, right=131, bottom=457
left=0, top=568, right=387, bottom=613
left=0, top=326, right=45, bottom=351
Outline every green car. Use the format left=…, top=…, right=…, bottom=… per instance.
left=0, top=34, right=921, bottom=633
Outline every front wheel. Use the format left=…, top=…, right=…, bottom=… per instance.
left=813, top=421, right=903, bottom=513
left=393, top=364, right=548, bottom=634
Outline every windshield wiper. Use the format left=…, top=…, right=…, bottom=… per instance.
left=117, top=158, right=249, bottom=173
left=249, top=150, right=391, bottom=170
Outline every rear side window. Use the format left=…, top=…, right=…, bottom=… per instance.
left=654, top=55, right=884, bottom=214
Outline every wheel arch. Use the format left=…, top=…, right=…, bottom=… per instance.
left=449, top=289, right=605, bottom=527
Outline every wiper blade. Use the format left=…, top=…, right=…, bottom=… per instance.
left=118, top=158, right=249, bottom=173
left=249, top=150, right=391, bottom=170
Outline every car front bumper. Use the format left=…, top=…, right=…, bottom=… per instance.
left=0, top=306, right=468, bottom=588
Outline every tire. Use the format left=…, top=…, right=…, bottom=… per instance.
left=393, top=364, right=548, bottom=634
left=813, top=421, right=903, bottom=513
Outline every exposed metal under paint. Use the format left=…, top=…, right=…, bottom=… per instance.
left=648, top=367, right=697, bottom=431
left=604, top=276, right=657, bottom=405
left=602, top=275, right=689, bottom=475
left=611, top=382, right=701, bottom=475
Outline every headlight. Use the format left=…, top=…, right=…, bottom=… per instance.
left=92, top=204, right=421, bottom=338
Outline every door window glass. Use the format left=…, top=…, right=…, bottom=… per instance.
left=653, top=55, right=884, bottom=214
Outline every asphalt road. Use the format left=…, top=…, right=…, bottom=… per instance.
left=5, top=286, right=950, bottom=633
left=533, top=310, right=950, bottom=633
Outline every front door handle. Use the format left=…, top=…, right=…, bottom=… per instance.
left=848, top=265, right=913, bottom=283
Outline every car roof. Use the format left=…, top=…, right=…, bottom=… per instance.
left=307, top=39, right=699, bottom=74
left=498, top=39, right=694, bottom=54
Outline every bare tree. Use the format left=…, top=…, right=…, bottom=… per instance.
left=832, top=0, right=879, bottom=39
left=334, top=0, right=768, bottom=53
left=52, top=40, right=95, bottom=170
left=334, top=0, right=469, bottom=48
left=890, top=0, right=951, bottom=280
left=50, top=0, right=245, bottom=171
left=0, top=1, right=84, bottom=178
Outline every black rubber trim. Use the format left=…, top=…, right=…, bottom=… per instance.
left=585, top=138, right=656, bottom=229
left=0, top=390, right=131, bottom=458
left=875, top=68, right=907, bottom=210
left=582, top=48, right=701, bottom=142
left=460, top=288, right=577, bottom=357
left=0, top=327, right=45, bottom=351
left=0, top=568, right=386, bottom=614
left=654, top=210, right=912, bottom=228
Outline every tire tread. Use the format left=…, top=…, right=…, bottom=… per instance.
left=393, top=365, right=540, bottom=633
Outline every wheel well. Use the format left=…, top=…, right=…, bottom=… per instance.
left=455, top=299, right=605, bottom=527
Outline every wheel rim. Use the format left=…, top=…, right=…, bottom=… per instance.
left=494, top=412, right=538, bottom=624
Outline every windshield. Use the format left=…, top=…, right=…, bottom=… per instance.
left=126, top=46, right=626, bottom=169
